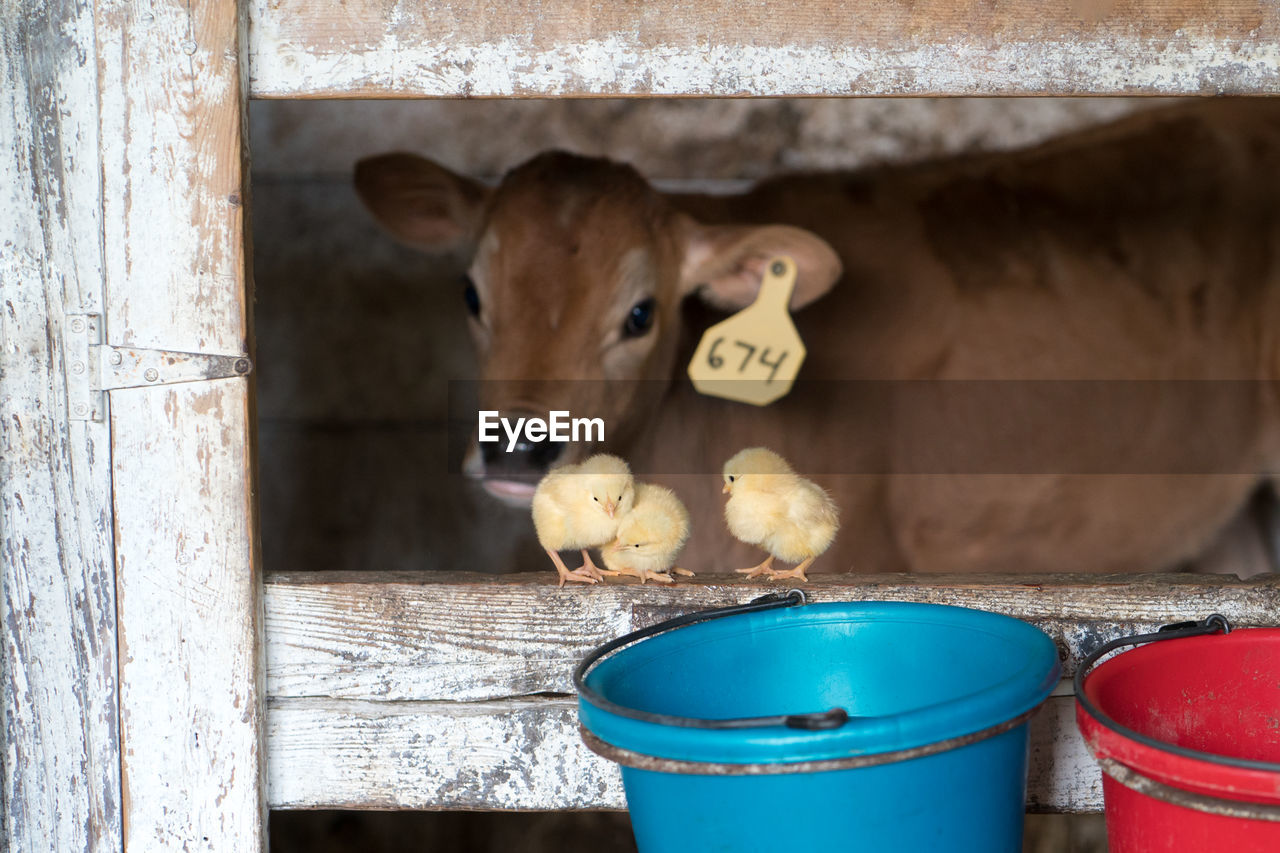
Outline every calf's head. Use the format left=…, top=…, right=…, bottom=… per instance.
left=355, top=150, right=840, bottom=504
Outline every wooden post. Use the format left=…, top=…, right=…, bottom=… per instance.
left=2, top=1, right=122, bottom=849
left=2, top=0, right=264, bottom=849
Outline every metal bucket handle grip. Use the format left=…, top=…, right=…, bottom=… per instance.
left=1073, top=614, right=1232, bottom=704
left=573, top=589, right=851, bottom=731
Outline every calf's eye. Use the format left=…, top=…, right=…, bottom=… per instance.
left=623, top=297, right=656, bottom=338
left=463, top=276, right=481, bottom=318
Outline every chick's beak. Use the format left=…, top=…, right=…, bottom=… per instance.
left=605, top=501, right=617, bottom=518
left=722, top=482, right=732, bottom=495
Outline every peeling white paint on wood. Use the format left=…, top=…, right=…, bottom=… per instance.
left=269, top=694, right=1096, bottom=811
left=1, top=0, right=122, bottom=848
left=265, top=572, right=1280, bottom=702
left=250, top=35, right=1280, bottom=98
left=269, top=698, right=627, bottom=810
left=1028, top=693, right=1103, bottom=812
left=266, top=576, right=634, bottom=702
left=264, top=572, right=1277, bottom=811
left=112, top=383, right=263, bottom=850
left=98, top=0, right=248, bottom=355
left=92, top=0, right=265, bottom=847
left=248, top=0, right=1280, bottom=97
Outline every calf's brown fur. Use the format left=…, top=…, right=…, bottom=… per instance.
left=356, top=101, right=1280, bottom=575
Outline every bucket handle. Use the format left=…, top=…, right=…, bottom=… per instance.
left=1073, top=614, right=1231, bottom=705
left=1075, top=607, right=1233, bottom=696
left=573, top=589, right=851, bottom=731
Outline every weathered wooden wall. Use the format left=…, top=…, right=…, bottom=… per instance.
left=3, top=0, right=265, bottom=849
left=2, top=2, right=122, bottom=849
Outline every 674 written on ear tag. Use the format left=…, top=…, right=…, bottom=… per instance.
left=687, top=256, right=806, bottom=406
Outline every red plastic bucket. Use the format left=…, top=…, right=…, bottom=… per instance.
left=1075, top=617, right=1280, bottom=852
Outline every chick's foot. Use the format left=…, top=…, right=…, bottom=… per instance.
left=735, top=555, right=776, bottom=579
left=547, top=548, right=599, bottom=587
left=576, top=549, right=608, bottom=581
left=768, top=557, right=814, bottom=583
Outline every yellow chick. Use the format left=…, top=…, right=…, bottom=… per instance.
left=532, top=454, right=636, bottom=586
left=722, top=447, right=839, bottom=582
left=602, top=483, right=694, bottom=584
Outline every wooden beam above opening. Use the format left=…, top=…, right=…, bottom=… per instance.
left=247, top=0, right=1280, bottom=98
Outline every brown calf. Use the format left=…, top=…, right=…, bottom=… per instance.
left=355, top=100, right=1280, bottom=575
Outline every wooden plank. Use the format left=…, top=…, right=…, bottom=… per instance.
left=0, top=0, right=122, bottom=850
left=247, top=0, right=1280, bottom=97
left=99, top=0, right=251, bottom=355
left=264, top=572, right=1277, bottom=811
left=269, top=690, right=1105, bottom=812
left=95, top=0, right=265, bottom=847
left=111, top=385, right=263, bottom=848
left=1029, top=688, right=1103, bottom=813
left=267, top=692, right=1093, bottom=811
left=266, top=573, right=631, bottom=703
left=268, top=698, right=626, bottom=810
left=265, top=571, right=1279, bottom=702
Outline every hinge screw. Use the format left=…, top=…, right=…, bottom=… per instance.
left=73, top=403, right=87, bottom=416
left=144, top=368, right=159, bottom=382
left=70, top=318, right=85, bottom=333
left=109, top=351, right=123, bottom=365
left=234, top=358, right=251, bottom=375
left=72, top=361, right=85, bottom=375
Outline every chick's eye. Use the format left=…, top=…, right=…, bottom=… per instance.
left=729, top=476, right=735, bottom=483
left=462, top=276, right=481, bottom=318
left=622, top=297, right=656, bottom=338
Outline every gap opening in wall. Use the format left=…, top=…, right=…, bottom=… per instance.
left=251, top=96, right=1279, bottom=581
left=250, top=96, right=1280, bottom=853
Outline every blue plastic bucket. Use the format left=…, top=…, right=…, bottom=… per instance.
left=576, top=593, right=1061, bottom=852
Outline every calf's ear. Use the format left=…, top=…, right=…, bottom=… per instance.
left=354, top=153, right=490, bottom=249
left=676, top=216, right=842, bottom=311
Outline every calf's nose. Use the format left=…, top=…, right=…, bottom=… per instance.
left=529, top=438, right=567, bottom=469
left=479, top=410, right=566, bottom=479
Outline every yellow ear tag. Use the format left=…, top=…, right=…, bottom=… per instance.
left=686, top=256, right=806, bottom=406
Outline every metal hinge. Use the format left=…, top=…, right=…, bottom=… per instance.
left=67, top=314, right=254, bottom=421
